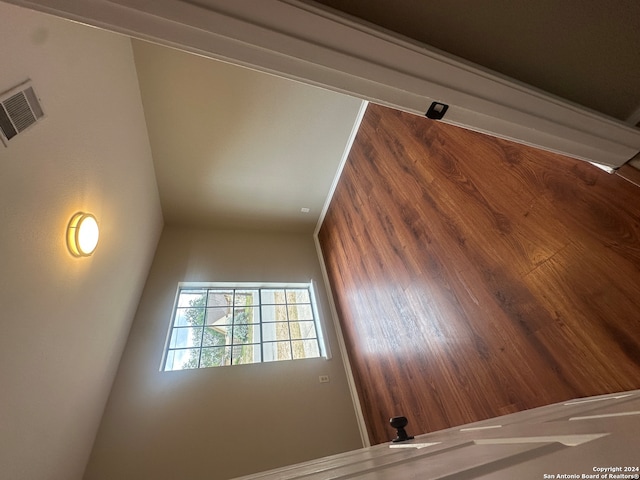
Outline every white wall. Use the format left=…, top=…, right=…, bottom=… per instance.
left=84, top=227, right=362, bottom=480
left=0, top=3, right=163, bottom=479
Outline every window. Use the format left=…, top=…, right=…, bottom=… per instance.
left=163, top=283, right=326, bottom=371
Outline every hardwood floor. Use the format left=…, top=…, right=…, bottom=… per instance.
left=318, top=103, right=640, bottom=445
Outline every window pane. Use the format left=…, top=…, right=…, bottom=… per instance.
left=202, top=326, right=228, bottom=347
left=169, top=327, right=202, bottom=349
left=289, top=321, right=317, bottom=340
left=234, top=306, right=259, bottom=324
left=177, top=290, right=206, bottom=308
left=261, top=304, right=287, bottom=322
left=234, top=289, right=259, bottom=306
left=174, top=307, right=205, bottom=327
left=207, top=290, right=233, bottom=308
left=200, top=347, right=231, bottom=367
left=261, top=289, right=286, bottom=304
left=205, top=307, right=232, bottom=326
left=292, top=340, right=320, bottom=359
left=164, top=284, right=322, bottom=371
left=286, top=289, right=310, bottom=304
left=263, top=341, right=292, bottom=362
left=262, top=322, right=290, bottom=342
left=165, top=348, right=200, bottom=371
left=232, top=323, right=260, bottom=344
left=287, top=304, right=313, bottom=321
left=231, top=344, right=261, bottom=364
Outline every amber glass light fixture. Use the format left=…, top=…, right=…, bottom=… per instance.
left=67, top=212, right=99, bottom=257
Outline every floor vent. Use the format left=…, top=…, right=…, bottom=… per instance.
left=0, top=81, right=44, bottom=147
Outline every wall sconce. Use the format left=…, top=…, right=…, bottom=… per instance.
left=67, top=212, right=99, bottom=257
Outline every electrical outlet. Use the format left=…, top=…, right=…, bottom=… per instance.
left=319, top=375, right=330, bottom=383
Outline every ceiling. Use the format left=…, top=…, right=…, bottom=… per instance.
left=132, top=40, right=364, bottom=233
left=312, top=0, right=640, bottom=124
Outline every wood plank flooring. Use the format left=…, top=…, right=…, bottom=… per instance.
left=318, top=103, right=640, bottom=445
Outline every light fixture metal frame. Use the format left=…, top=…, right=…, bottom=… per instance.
left=67, top=212, right=99, bottom=257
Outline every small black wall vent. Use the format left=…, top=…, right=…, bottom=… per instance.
left=0, top=80, right=45, bottom=147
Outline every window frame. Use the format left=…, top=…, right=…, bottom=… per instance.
left=161, top=281, right=330, bottom=371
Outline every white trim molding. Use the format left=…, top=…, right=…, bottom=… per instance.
left=4, top=0, right=640, bottom=168
left=313, top=100, right=370, bottom=447
left=315, top=100, right=368, bottom=237
left=313, top=235, right=370, bottom=448
left=626, top=103, right=640, bottom=127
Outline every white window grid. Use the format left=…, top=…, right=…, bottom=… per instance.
left=163, top=283, right=327, bottom=371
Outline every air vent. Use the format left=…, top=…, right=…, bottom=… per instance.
left=0, top=81, right=45, bottom=147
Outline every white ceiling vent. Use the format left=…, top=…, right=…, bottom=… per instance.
left=0, top=80, right=45, bottom=147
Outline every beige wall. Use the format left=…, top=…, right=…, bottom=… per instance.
left=84, top=227, right=362, bottom=480
left=0, top=3, right=163, bottom=480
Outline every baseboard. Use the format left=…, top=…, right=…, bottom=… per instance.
left=615, top=154, right=640, bottom=188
